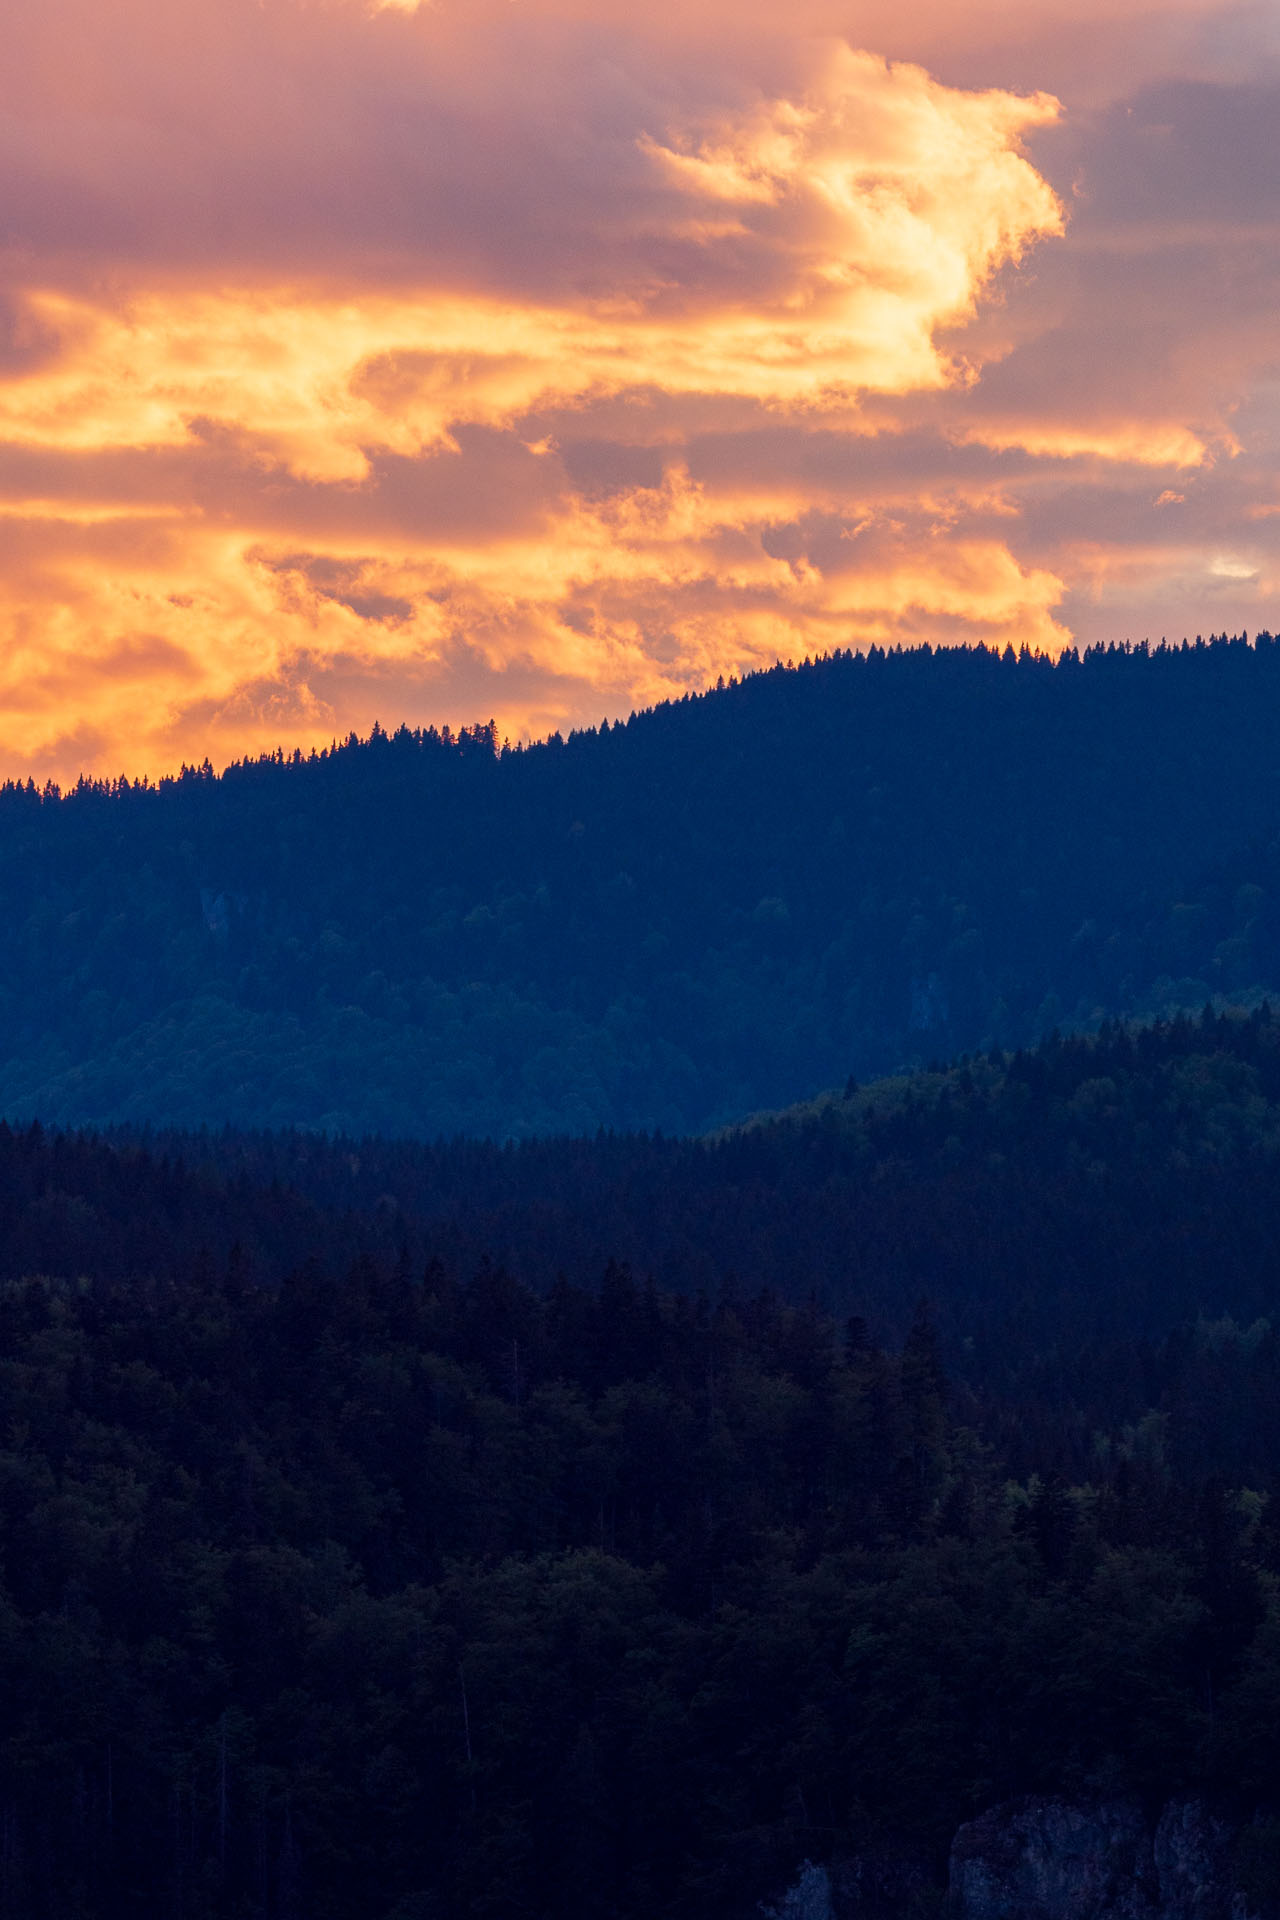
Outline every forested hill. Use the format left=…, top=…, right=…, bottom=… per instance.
left=5, top=1016, right=1280, bottom=1915
left=6, top=632, right=1280, bottom=1136
left=16, top=1002, right=1280, bottom=1459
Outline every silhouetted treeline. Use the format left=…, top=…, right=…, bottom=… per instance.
left=0, top=1019, right=1279, bottom=1911
left=11, top=1008, right=1280, bottom=1449
left=7, top=634, right=1280, bottom=1135
left=79, top=1003, right=1280, bottom=1467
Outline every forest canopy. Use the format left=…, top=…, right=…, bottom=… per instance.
left=1, top=1016, right=1280, bottom=1913
left=4, top=634, right=1280, bottom=1137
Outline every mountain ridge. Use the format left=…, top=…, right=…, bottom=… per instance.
left=4, top=633, right=1280, bottom=1137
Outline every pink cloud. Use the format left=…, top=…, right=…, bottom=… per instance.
left=0, top=0, right=1276, bottom=780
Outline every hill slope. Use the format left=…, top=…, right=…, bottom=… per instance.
left=21, top=1003, right=1280, bottom=1464
left=2, top=1020, right=1280, bottom=1915
left=5, top=633, right=1280, bottom=1134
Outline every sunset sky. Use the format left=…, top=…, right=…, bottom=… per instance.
left=2, top=0, right=1279, bottom=781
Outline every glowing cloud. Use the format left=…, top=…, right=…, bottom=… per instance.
left=0, top=30, right=1071, bottom=778
left=0, top=0, right=1276, bottom=778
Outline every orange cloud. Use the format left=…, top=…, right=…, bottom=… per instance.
left=0, top=36, right=1072, bottom=779
left=0, top=452, right=1072, bottom=778
left=0, top=0, right=1278, bottom=780
left=0, top=53, right=1061, bottom=467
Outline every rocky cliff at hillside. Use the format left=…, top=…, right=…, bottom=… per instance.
left=949, top=1798, right=1260, bottom=1920
left=765, top=1798, right=1277, bottom=1920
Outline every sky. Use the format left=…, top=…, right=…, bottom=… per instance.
left=1, top=0, right=1279, bottom=781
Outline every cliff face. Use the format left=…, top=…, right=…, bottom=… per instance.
left=947, top=1798, right=1258, bottom=1920
left=761, top=1797, right=1272, bottom=1920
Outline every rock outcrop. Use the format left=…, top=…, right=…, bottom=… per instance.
left=761, top=1860, right=836, bottom=1919
left=948, top=1797, right=1256, bottom=1920
left=762, top=1796, right=1271, bottom=1919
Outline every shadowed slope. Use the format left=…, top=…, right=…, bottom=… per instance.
left=4, top=635, right=1280, bottom=1135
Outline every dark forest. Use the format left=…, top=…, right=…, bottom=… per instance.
left=2, top=1013, right=1280, bottom=1914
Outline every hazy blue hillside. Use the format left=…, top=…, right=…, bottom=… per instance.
left=4, top=632, right=1280, bottom=1136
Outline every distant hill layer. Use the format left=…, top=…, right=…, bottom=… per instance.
left=19, top=1003, right=1280, bottom=1455
left=5, top=633, right=1280, bottom=1135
